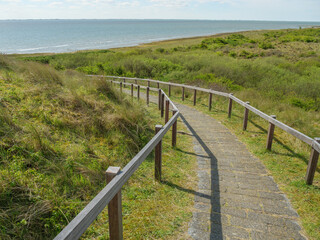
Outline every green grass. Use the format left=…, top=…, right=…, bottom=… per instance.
left=0, top=56, right=197, bottom=239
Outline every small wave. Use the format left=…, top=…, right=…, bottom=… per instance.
left=52, top=44, right=69, bottom=48
left=18, top=46, right=49, bottom=51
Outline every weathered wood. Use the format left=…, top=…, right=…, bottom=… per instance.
left=230, top=95, right=313, bottom=146
left=137, top=85, right=140, bottom=100
left=106, top=167, right=123, bottom=240
left=193, top=89, right=197, bottom=106
left=182, top=87, right=185, bottom=101
left=158, top=89, right=161, bottom=110
left=54, top=109, right=179, bottom=240
left=169, top=84, right=171, bottom=97
left=120, top=82, right=122, bottom=93
left=123, top=78, right=126, bottom=88
left=243, top=102, right=250, bottom=131
left=155, top=125, right=163, bottom=181
left=306, top=138, right=320, bottom=185
left=135, top=80, right=137, bottom=85
left=161, top=94, right=165, bottom=118
left=209, top=93, right=213, bottom=111
left=131, top=84, right=133, bottom=97
left=157, top=82, right=160, bottom=89
left=146, top=87, right=150, bottom=106
left=266, top=115, right=276, bottom=150
left=148, top=81, right=150, bottom=87
left=172, top=110, right=177, bottom=147
left=165, top=100, right=170, bottom=124
left=228, top=93, right=233, bottom=118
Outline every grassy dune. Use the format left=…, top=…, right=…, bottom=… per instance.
left=0, top=56, right=197, bottom=239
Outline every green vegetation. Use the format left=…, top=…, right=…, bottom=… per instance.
left=0, top=55, right=197, bottom=239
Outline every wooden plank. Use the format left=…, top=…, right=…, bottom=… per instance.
left=155, top=125, right=162, bottom=181
left=158, top=89, right=161, bottom=110
left=172, top=110, right=177, bottom=147
left=266, top=115, right=276, bottom=150
left=161, top=94, right=165, bottom=118
left=313, top=140, right=320, bottom=153
left=54, top=111, right=180, bottom=240
left=182, top=87, right=185, bottom=101
left=146, top=87, right=150, bottom=106
left=106, top=167, right=123, bottom=240
left=306, top=138, right=320, bottom=185
left=243, top=102, right=250, bottom=131
left=209, top=93, right=213, bottom=111
left=228, top=93, right=233, bottom=118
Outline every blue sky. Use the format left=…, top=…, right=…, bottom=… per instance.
left=0, top=0, right=319, bottom=21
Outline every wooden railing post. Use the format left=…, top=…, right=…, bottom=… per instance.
left=106, top=167, right=123, bottom=240
left=155, top=125, right=163, bottom=181
left=123, top=78, right=126, bottom=88
left=266, top=115, right=276, bottom=150
left=146, top=87, right=150, bottom=106
left=135, top=80, right=137, bottom=85
left=131, top=84, right=133, bottom=97
left=165, top=99, right=170, bottom=124
left=158, top=89, right=161, bottom=110
left=172, top=110, right=177, bottom=147
left=306, top=138, right=320, bottom=185
left=137, top=85, right=140, bottom=100
left=157, top=82, right=160, bottom=89
left=193, top=89, right=197, bottom=106
left=148, top=81, right=150, bottom=87
left=182, top=87, right=185, bottom=101
left=209, top=92, right=213, bottom=111
left=228, top=93, right=233, bottom=118
left=169, top=84, right=171, bottom=97
left=161, top=94, right=165, bottom=118
left=243, top=102, right=250, bottom=131
left=120, top=82, right=122, bottom=93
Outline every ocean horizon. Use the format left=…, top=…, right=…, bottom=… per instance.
left=1, top=19, right=320, bottom=54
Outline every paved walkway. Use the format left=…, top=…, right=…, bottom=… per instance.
left=123, top=87, right=306, bottom=240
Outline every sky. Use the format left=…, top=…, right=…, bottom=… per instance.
left=0, top=0, right=319, bottom=21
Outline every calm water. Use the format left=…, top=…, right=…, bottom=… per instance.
left=1, top=20, right=319, bottom=54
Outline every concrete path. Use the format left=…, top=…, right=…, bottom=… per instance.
left=123, top=87, right=306, bottom=240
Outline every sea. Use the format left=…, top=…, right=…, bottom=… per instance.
left=1, top=19, right=320, bottom=54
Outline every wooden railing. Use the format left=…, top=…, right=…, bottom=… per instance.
left=54, top=84, right=179, bottom=240
left=90, top=75, right=320, bottom=186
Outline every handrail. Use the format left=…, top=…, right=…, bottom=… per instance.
left=54, top=87, right=180, bottom=240
left=91, top=75, right=315, bottom=148
left=89, top=75, right=319, bottom=185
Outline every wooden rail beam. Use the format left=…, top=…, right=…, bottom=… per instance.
left=306, top=138, right=320, bottom=185
left=155, top=125, right=163, bottom=181
left=266, top=115, right=276, bottom=150
left=106, top=167, right=123, bottom=240
left=243, top=102, right=250, bottom=131
left=228, top=93, right=233, bottom=118
left=165, top=100, right=170, bottom=124
left=172, top=110, right=177, bottom=147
